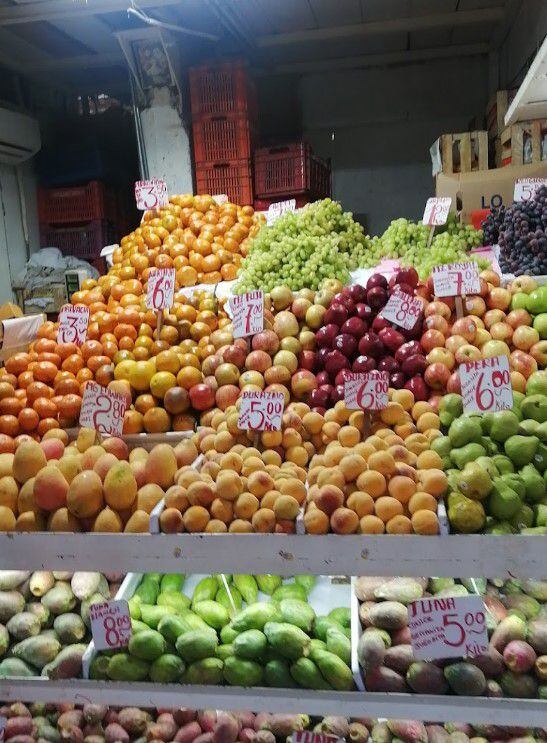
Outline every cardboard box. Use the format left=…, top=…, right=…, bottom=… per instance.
left=0, top=302, right=23, bottom=321
left=435, top=163, right=547, bottom=223
left=14, top=283, right=67, bottom=315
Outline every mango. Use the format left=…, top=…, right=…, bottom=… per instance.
left=93, top=507, right=123, bottom=533
left=407, top=661, right=448, bottom=694
left=233, top=629, right=267, bottom=661
left=256, top=575, right=282, bottom=596
left=43, top=643, right=86, bottom=680
left=193, top=600, right=229, bottom=630
left=156, top=591, right=190, bottom=614
left=272, top=583, right=308, bottom=603
left=107, top=653, right=149, bottom=681
left=0, top=658, right=35, bottom=677
left=139, top=604, right=172, bottom=629
left=0, top=591, right=25, bottom=622
left=279, top=599, right=315, bottom=633
left=103, top=462, right=137, bottom=511
left=175, top=628, right=218, bottom=662
left=52, top=613, right=85, bottom=644
left=41, top=582, right=76, bottom=615
left=145, top=444, right=177, bottom=489
left=232, top=602, right=282, bottom=632
left=223, top=656, right=263, bottom=686
left=444, top=662, right=486, bottom=696
left=264, top=658, right=296, bottom=688
left=150, top=653, right=185, bottom=683
left=67, top=471, right=104, bottom=519
left=184, top=657, right=223, bottom=685
left=368, top=601, right=408, bottom=630
left=326, top=628, right=350, bottom=665
left=13, top=441, right=46, bottom=484
left=310, top=647, right=354, bottom=691
left=264, top=622, right=310, bottom=660
left=12, top=635, right=61, bottom=670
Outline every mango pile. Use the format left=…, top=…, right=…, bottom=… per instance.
left=0, top=570, right=119, bottom=680
left=436, top=373, right=547, bottom=533
left=90, top=572, right=354, bottom=690
left=356, top=575, right=547, bottom=699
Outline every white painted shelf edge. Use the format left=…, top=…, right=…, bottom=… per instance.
left=0, top=533, right=545, bottom=578
left=0, top=680, right=544, bottom=726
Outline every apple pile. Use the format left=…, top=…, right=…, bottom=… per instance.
left=310, top=268, right=432, bottom=410
left=418, top=272, right=546, bottom=397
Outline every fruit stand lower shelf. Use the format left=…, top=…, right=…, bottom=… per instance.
left=1, top=533, right=545, bottom=578
left=0, top=680, right=543, bottom=726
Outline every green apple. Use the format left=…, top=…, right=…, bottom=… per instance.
left=527, top=370, right=547, bottom=397
left=511, top=292, right=530, bottom=310
left=527, top=285, right=547, bottom=315
left=533, top=313, right=547, bottom=339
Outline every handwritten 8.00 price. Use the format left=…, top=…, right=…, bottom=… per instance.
left=380, top=292, right=423, bottom=331
left=460, top=355, right=513, bottom=414
left=79, top=381, right=128, bottom=437
left=89, top=600, right=132, bottom=651
left=146, top=268, right=175, bottom=311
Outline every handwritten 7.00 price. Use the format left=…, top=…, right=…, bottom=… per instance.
left=432, top=261, right=480, bottom=297
left=229, top=291, right=264, bottom=338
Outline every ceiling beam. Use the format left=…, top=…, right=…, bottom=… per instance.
left=257, top=8, right=505, bottom=47
left=490, top=0, right=523, bottom=51
left=0, top=0, right=183, bottom=27
left=257, top=43, right=490, bottom=76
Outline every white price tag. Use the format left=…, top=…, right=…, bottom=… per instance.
left=213, top=194, right=228, bottom=205
left=238, top=390, right=285, bottom=431
left=267, top=199, right=296, bottom=225
left=146, top=268, right=175, bottom=311
left=135, top=178, right=168, bottom=211
left=423, top=197, right=452, bottom=226
left=379, top=292, right=423, bottom=330
left=90, top=599, right=132, bottom=651
left=229, top=291, right=264, bottom=338
left=79, top=381, right=128, bottom=437
left=292, top=734, right=339, bottom=743
left=514, top=178, right=547, bottom=201
left=432, top=261, right=481, bottom=297
left=460, top=355, right=513, bottom=414
left=344, top=371, right=389, bottom=411
left=56, top=304, right=90, bottom=346
left=408, top=595, right=489, bottom=660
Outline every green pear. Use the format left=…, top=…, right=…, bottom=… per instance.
left=533, top=443, right=547, bottom=473
left=448, top=417, right=483, bottom=448
left=480, top=413, right=494, bottom=435
left=431, top=435, right=451, bottom=458
left=447, top=493, right=486, bottom=533
left=498, top=474, right=526, bottom=500
left=485, top=522, right=515, bottom=535
left=456, top=463, right=492, bottom=501
left=488, top=482, right=522, bottom=520
left=535, top=504, right=547, bottom=527
left=519, top=419, right=541, bottom=436
left=537, top=421, right=547, bottom=443
left=504, top=435, right=540, bottom=467
left=509, top=504, right=534, bottom=530
left=492, top=455, right=515, bottom=474
left=481, top=436, right=499, bottom=455
left=521, top=394, right=547, bottom=424
left=476, top=456, right=499, bottom=479
left=489, top=410, right=520, bottom=442
left=450, top=443, right=486, bottom=470
left=520, top=464, right=546, bottom=503
left=439, top=393, right=463, bottom=426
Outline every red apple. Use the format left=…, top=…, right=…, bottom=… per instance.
left=355, top=303, right=373, bottom=322
left=424, top=362, right=451, bottom=390
left=367, top=286, right=388, bottom=309
left=395, top=341, right=421, bottom=364
left=390, top=371, right=405, bottom=388
left=335, top=369, right=353, bottom=386
left=366, top=273, right=388, bottom=290
left=298, top=350, right=316, bottom=371
left=378, top=327, right=405, bottom=353
left=447, top=370, right=462, bottom=394
left=324, top=304, right=347, bottom=327
left=401, top=354, right=427, bottom=377
left=421, top=329, right=445, bottom=353
left=316, top=324, right=339, bottom=349
left=341, top=316, right=366, bottom=338
left=405, top=375, right=429, bottom=401
left=310, top=386, right=332, bottom=408
left=325, top=350, right=350, bottom=378
left=315, top=370, right=330, bottom=386
left=334, top=333, right=357, bottom=357
left=352, top=355, right=377, bottom=372
left=506, top=309, right=533, bottom=328
left=372, top=316, right=391, bottom=333
left=378, top=356, right=399, bottom=373
left=291, top=370, right=317, bottom=399
left=359, top=332, right=384, bottom=359
left=349, top=284, right=367, bottom=303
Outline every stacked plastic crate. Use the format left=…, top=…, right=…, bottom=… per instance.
left=38, top=181, right=117, bottom=262
left=190, top=60, right=257, bottom=205
left=253, top=142, right=332, bottom=211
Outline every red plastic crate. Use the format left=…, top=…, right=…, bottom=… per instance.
left=253, top=195, right=312, bottom=211
left=254, top=142, right=331, bottom=199
left=40, top=220, right=116, bottom=260
left=193, top=112, right=257, bottom=163
left=195, top=159, right=253, bottom=206
left=189, top=60, right=257, bottom=116
left=38, top=181, right=117, bottom=224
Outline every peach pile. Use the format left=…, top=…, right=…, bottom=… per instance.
left=0, top=427, right=197, bottom=533
left=160, top=451, right=306, bottom=534
left=420, top=271, right=542, bottom=396
left=304, top=390, right=448, bottom=535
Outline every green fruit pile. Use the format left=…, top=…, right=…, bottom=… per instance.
left=90, top=572, right=354, bottom=690
left=435, top=375, right=547, bottom=534
left=234, top=199, right=372, bottom=292
left=0, top=570, right=114, bottom=680
left=356, top=575, right=547, bottom=699
left=359, top=215, right=484, bottom=280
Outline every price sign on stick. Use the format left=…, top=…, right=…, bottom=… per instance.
left=135, top=179, right=168, bottom=211
left=80, top=381, right=128, bottom=437
left=229, top=291, right=264, bottom=338
left=460, top=355, right=513, bottom=414
left=423, top=197, right=452, bottom=226
left=344, top=371, right=389, bottom=411
left=57, top=304, right=90, bottom=346
left=379, top=292, right=423, bottom=330
left=408, top=595, right=489, bottom=660
left=432, top=261, right=481, bottom=297
left=267, top=199, right=296, bottom=225
left=514, top=178, right=547, bottom=201
left=147, top=268, right=175, bottom=311
left=238, top=390, right=284, bottom=431
left=90, top=600, right=132, bottom=651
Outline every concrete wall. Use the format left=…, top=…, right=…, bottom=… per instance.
left=300, top=55, right=489, bottom=235
left=499, top=0, right=547, bottom=87
left=0, top=160, right=39, bottom=301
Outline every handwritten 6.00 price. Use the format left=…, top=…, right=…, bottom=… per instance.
left=460, top=355, right=513, bottom=414
left=146, top=268, right=175, bottom=311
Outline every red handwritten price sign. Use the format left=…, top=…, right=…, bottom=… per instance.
left=379, top=292, right=423, bottom=330
left=292, top=733, right=339, bottom=743
left=79, top=381, right=128, bottom=437
left=56, top=304, right=90, bottom=346
left=89, top=600, right=132, bottom=651
left=460, top=354, right=513, bottom=414
left=408, top=595, right=488, bottom=660
left=422, top=197, right=452, bottom=226
left=238, top=390, right=285, bottom=431
left=432, top=261, right=481, bottom=297
left=229, top=291, right=264, bottom=338
left=344, top=371, right=389, bottom=411
left=135, top=178, right=168, bottom=211
left=267, top=199, right=296, bottom=225
left=514, top=178, right=547, bottom=201
left=146, top=268, right=175, bottom=311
